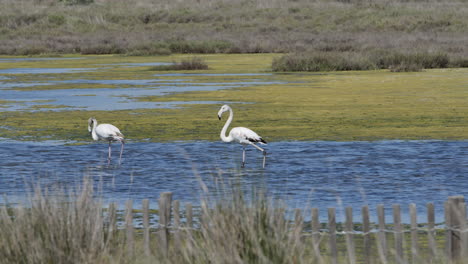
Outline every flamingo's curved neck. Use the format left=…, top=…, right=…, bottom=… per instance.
left=91, top=120, right=99, bottom=141
left=220, top=107, right=234, bottom=142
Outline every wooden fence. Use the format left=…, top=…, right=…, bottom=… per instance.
left=110, top=193, right=468, bottom=263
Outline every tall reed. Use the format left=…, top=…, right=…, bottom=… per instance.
left=0, top=179, right=311, bottom=263
left=0, top=178, right=456, bottom=263
left=176, top=192, right=307, bottom=263
left=0, top=179, right=122, bottom=264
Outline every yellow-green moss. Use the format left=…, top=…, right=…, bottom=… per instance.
left=0, top=54, right=467, bottom=142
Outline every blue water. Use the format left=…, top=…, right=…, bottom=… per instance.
left=0, top=77, right=283, bottom=111
left=0, top=57, right=285, bottom=111
left=0, top=86, right=229, bottom=111
left=0, top=58, right=83, bottom=62
left=0, top=140, right=466, bottom=223
left=0, top=68, right=99, bottom=74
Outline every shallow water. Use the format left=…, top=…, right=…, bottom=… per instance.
left=0, top=67, right=99, bottom=74
left=0, top=140, right=466, bottom=223
left=0, top=68, right=284, bottom=111
left=0, top=86, right=230, bottom=111
left=0, top=58, right=83, bottom=62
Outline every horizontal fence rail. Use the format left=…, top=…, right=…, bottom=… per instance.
left=105, top=194, right=468, bottom=263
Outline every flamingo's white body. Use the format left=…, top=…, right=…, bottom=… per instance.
left=217, top=105, right=267, bottom=168
left=88, top=117, right=125, bottom=164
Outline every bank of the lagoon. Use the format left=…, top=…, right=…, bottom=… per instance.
left=0, top=54, right=467, bottom=142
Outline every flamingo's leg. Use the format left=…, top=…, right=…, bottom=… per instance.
left=248, top=142, right=267, bottom=168
left=108, top=141, right=112, bottom=164
left=249, top=142, right=265, bottom=152
left=119, top=141, right=124, bottom=165
left=242, top=146, right=246, bottom=168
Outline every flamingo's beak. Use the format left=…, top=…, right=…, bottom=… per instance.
left=218, top=115, right=221, bottom=120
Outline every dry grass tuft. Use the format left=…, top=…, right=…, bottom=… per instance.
left=149, top=57, right=209, bottom=71
left=0, top=178, right=308, bottom=263
left=0, top=179, right=122, bottom=264
left=178, top=193, right=307, bottom=263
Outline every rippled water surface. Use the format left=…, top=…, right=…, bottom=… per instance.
left=0, top=140, right=466, bottom=223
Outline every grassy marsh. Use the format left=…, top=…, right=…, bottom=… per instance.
left=0, top=54, right=467, bottom=142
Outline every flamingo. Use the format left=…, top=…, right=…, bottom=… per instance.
left=217, top=104, right=267, bottom=168
left=88, top=117, right=125, bottom=164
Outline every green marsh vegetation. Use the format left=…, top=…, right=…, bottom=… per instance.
left=0, top=54, right=467, bottom=142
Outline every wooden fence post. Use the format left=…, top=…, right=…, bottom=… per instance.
left=393, top=204, right=404, bottom=264
left=159, top=192, right=173, bottom=256
left=427, top=202, right=436, bottom=260
left=294, top=209, right=303, bottom=237
left=311, top=208, right=324, bottom=264
left=460, top=201, right=467, bottom=259
left=409, top=203, right=419, bottom=263
left=101, top=194, right=468, bottom=263
left=142, top=199, right=150, bottom=256
left=186, top=202, right=193, bottom=229
left=445, top=200, right=452, bottom=259
left=362, top=205, right=371, bottom=264
left=345, top=207, right=356, bottom=264
left=377, top=204, right=388, bottom=264
left=107, top=202, right=117, bottom=245
left=446, top=196, right=466, bottom=261
left=125, top=199, right=134, bottom=256
left=328, top=208, right=337, bottom=264
left=173, top=200, right=181, bottom=250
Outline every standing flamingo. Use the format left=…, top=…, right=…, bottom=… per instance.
left=217, top=104, right=267, bottom=168
left=88, top=117, right=125, bottom=165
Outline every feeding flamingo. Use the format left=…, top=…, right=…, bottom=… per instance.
left=88, top=117, right=125, bottom=164
left=217, top=104, right=267, bottom=168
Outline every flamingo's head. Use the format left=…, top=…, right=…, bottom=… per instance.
left=217, top=104, right=230, bottom=120
left=87, top=117, right=96, bottom=132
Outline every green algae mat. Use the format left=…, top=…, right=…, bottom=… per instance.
left=0, top=54, right=466, bottom=142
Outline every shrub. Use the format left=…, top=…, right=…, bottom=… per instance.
left=59, top=0, right=94, bottom=5
left=15, top=45, right=48, bottom=56
left=451, top=58, right=468, bottom=68
left=149, top=57, right=209, bottom=71
left=48, top=14, right=66, bottom=26
left=389, top=62, right=423, bottom=72
left=272, top=51, right=452, bottom=72
left=79, top=43, right=124, bottom=55
left=377, top=52, right=450, bottom=70
left=272, top=52, right=376, bottom=72
left=167, top=40, right=233, bottom=54
left=126, top=42, right=171, bottom=56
